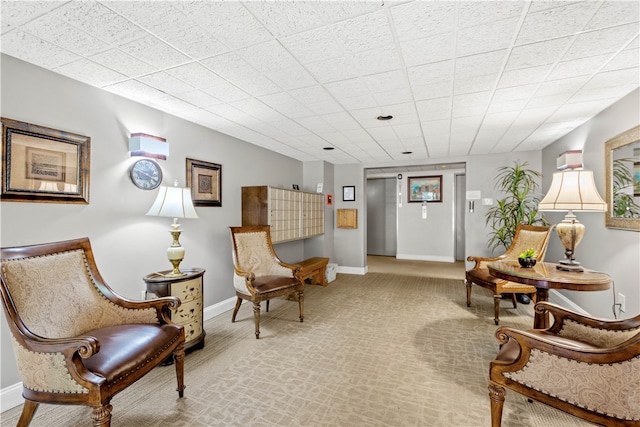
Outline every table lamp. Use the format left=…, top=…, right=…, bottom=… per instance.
left=538, top=170, right=607, bottom=272
left=146, top=180, right=198, bottom=276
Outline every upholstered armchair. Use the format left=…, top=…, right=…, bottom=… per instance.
left=489, top=301, right=640, bottom=426
left=466, top=224, right=553, bottom=324
left=229, top=226, right=304, bottom=339
left=0, top=238, right=185, bottom=427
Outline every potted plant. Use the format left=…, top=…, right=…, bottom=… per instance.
left=485, top=161, right=548, bottom=251
left=518, top=248, right=537, bottom=268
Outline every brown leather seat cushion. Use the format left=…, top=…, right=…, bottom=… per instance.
left=84, top=324, right=183, bottom=383
left=252, top=275, right=299, bottom=293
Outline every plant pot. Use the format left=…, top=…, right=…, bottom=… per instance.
left=518, top=258, right=536, bottom=268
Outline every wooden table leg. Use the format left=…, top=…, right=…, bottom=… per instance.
left=533, top=288, right=549, bottom=329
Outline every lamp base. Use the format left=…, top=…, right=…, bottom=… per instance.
left=556, top=261, right=584, bottom=273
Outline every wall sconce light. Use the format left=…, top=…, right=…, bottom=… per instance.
left=129, top=133, right=169, bottom=160
left=556, top=150, right=583, bottom=170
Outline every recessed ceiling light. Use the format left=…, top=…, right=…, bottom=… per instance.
left=377, top=115, right=393, bottom=121
left=323, top=147, right=335, bottom=150
left=402, top=151, right=412, bottom=154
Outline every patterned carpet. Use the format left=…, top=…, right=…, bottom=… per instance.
left=1, top=273, right=592, bottom=427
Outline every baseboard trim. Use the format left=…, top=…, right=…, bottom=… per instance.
left=396, top=254, right=456, bottom=263
left=203, top=296, right=236, bottom=321
left=0, top=381, right=23, bottom=412
left=336, top=266, right=367, bottom=275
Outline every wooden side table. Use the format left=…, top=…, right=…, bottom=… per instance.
left=144, top=268, right=206, bottom=352
left=296, top=257, right=330, bottom=286
left=488, top=261, right=610, bottom=329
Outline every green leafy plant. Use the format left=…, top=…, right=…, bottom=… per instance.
left=485, top=161, right=548, bottom=252
left=518, top=248, right=537, bottom=259
left=612, top=157, right=640, bottom=218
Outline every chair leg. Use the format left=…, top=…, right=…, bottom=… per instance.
left=493, top=294, right=501, bottom=325
left=174, top=342, right=185, bottom=398
left=91, top=403, right=113, bottom=427
left=510, top=293, right=517, bottom=308
left=253, top=301, right=261, bottom=339
left=231, top=297, right=242, bottom=322
left=17, top=400, right=39, bottom=427
left=298, top=290, right=304, bottom=323
left=488, top=382, right=506, bottom=427
left=465, top=280, right=472, bottom=307
left=266, top=300, right=269, bottom=312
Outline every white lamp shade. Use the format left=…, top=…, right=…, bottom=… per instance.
left=538, top=170, right=607, bottom=212
left=146, top=186, right=198, bottom=219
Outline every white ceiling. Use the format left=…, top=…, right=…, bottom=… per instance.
left=1, top=1, right=639, bottom=165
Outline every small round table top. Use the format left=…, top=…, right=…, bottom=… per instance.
left=487, top=261, right=611, bottom=291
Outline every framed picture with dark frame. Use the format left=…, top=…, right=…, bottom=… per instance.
left=1, top=117, right=90, bottom=203
left=343, top=185, right=355, bottom=201
left=186, top=158, right=222, bottom=206
left=408, top=175, right=442, bottom=203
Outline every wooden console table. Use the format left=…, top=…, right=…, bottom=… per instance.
left=296, top=257, right=330, bottom=286
left=488, top=261, right=611, bottom=329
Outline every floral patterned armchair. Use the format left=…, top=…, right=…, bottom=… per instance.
left=489, top=301, right=640, bottom=426
left=0, top=238, right=185, bottom=426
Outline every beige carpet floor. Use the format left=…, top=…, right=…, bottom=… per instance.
left=1, top=271, right=592, bottom=427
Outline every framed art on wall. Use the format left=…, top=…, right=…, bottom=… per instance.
left=1, top=117, right=90, bottom=203
left=343, top=185, right=355, bottom=201
left=408, top=175, right=442, bottom=203
left=186, top=158, right=222, bottom=206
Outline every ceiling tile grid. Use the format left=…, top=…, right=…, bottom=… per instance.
left=1, top=0, right=638, bottom=164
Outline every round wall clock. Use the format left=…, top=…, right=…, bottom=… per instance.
left=130, top=159, right=162, bottom=190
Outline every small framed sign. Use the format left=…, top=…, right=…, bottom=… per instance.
left=342, top=185, right=355, bottom=201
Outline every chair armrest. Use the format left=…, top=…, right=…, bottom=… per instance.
left=467, top=254, right=505, bottom=269
left=537, top=301, right=640, bottom=332
left=11, top=326, right=101, bottom=359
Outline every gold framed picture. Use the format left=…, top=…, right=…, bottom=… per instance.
left=1, top=117, right=90, bottom=203
left=408, top=175, right=442, bottom=203
left=186, top=158, right=221, bottom=206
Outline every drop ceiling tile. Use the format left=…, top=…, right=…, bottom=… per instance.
left=230, top=98, right=286, bottom=122
left=351, top=47, right=402, bottom=75
left=547, top=54, right=612, bottom=80
left=58, top=2, right=148, bottom=46
left=374, top=88, right=413, bottom=106
left=54, top=58, right=127, bottom=87
left=569, top=85, right=637, bottom=104
left=22, top=16, right=111, bottom=57
left=456, top=17, right=519, bottom=57
left=487, top=98, right=529, bottom=114
left=535, top=76, right=589, bottom=97
left=239, top=40, right=300, bottom=74
left=103, top=79, right=166, bottom=101
left=200, top=52, right=260, bottom=82
left=201, top=82, right=251, bottom=103
left=407, top=60, right=454, bottom=85
left=320, top=112, right=361, bottom=131
left=138, top=71, right=193, bottom=94
left=584, top=1, right=640, bottom=31
left=511, top=106, right=557, bottom=126
left=204, top=103, right=256, bottom=124
left=563, top=23, right=640, bottom=61
left=150, top=21, right=228, bottom=60
left=244, top=1, right=323, bottom=38
left=119, top=35, right=190, bottom=69
left=545, top=99, right=614, bottom=122
left=583, top=68, right=640, bottom=90
left=280, top=26, right=344, bottom=64
left=165, top=63, right=226, bottom=89
left=270, top=119, right=313, bottom=137
left=506, top=37, right=573, bottom=70
left=232, top=75, right=281, bottom=97
left=295, top=116, right=334, bottom=134
left=147, top=95, right=196, bottom=113
left=331, top=10, right=394, bottom=53
left=455, top=50, right=508, bottom=79
left=482, top=111, right=520, bottom=128
left=453, top=74, right=498, bottom=95
left=89, top=48, right=156, bottom=77
left=305, top=99, right=346, bottom=115
left=343, top=129, right=375, bottom=144
left=515, top=2, right=601, bottom=46
left=391, top=1, right=456, bottom=40
left=416, top=97, right=451, bottom=121
left=526, top=93, right=572, bottom=109
left=1, top=1, right=67, bottom=34
left=305, top=57, right=360, bottom=83
left=393, top=123, right=423, bottom=139
left=173, top=1, right=272, bottom=50
left=289, top=85, right=335, bottom=105
left=400, top=33, right=455, bottom=67
left=339, top=94, right=379, bottom=111
left=258, top=92, right=315, bottom=119
left=493, top=84, right=539, bottom=102
left=412, top=82, right=452, bottom=101
left=1, top=29, right=80, bottom=69
left=174, top=90, right=222, bottom=107
left=314, top=1, right=380, bottom=25
left=458, top=1, right=525, bottom=28
left=498, top=65, right=553, bottom=88
left=601, top=48, right=640, bottom=73
left=266, top=66, right=317, bottom=91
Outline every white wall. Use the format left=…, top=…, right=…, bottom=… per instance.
left=0, top=55, right=309, bottom=389
left=541, top=88, right=640, bottom=319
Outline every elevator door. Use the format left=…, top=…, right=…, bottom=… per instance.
left=367, top=178, right=397, bottom=256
